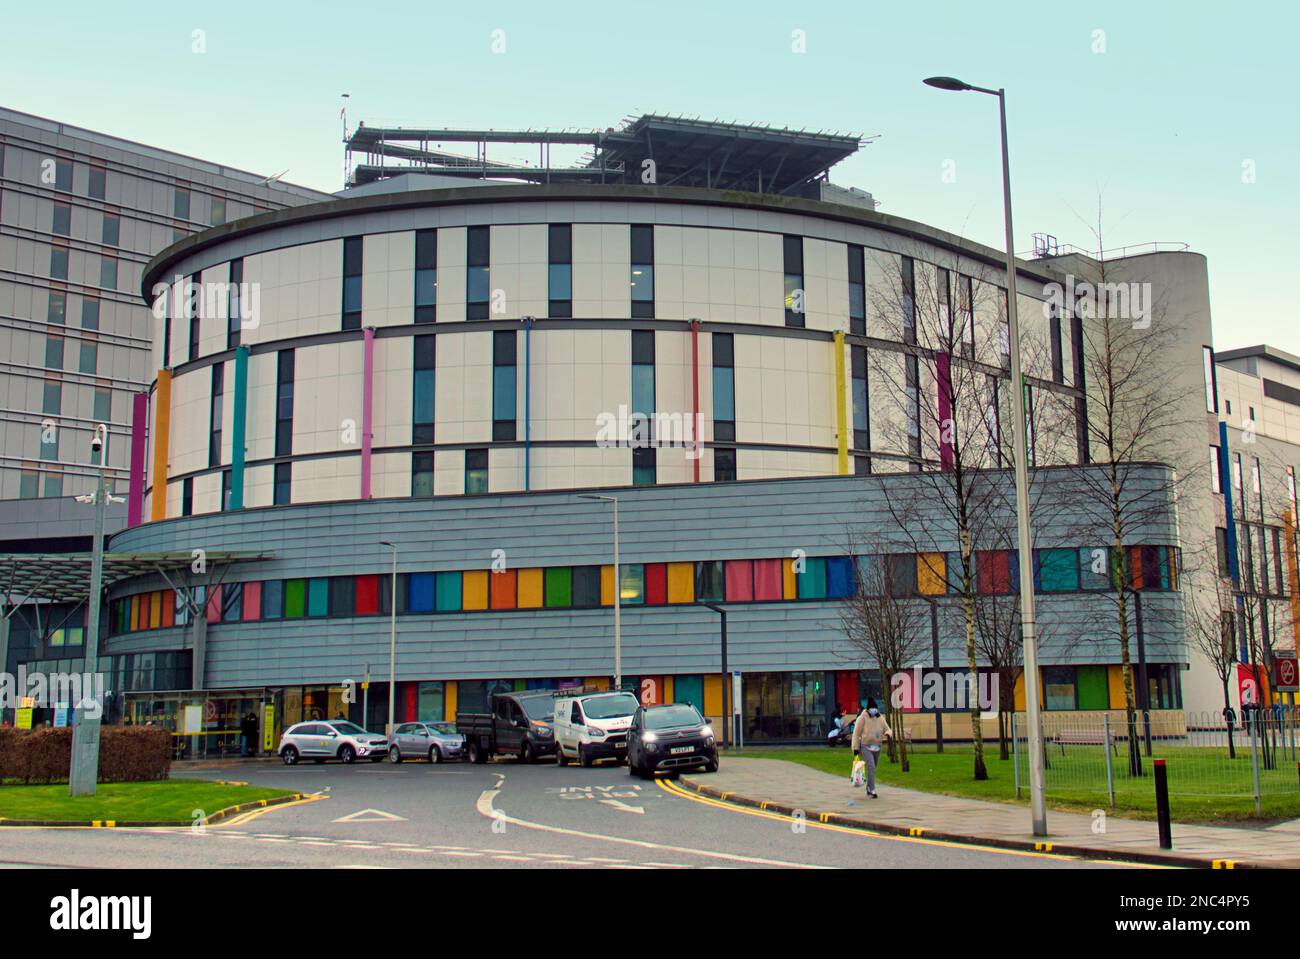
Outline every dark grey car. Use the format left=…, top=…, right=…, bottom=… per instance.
left=387, top=721, right=466, bottom=763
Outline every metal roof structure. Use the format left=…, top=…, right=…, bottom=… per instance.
left=0, top=551, right=272, bottom=605
left=345, top=113, right=869, bottom=195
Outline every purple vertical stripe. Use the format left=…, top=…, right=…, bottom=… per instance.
left=127, top=392, right=148, bottom=526
left=361, top=327, right=374, bottom=499
left=936, top=352, right=954, bottom=471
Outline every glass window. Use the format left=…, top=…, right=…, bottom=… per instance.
left=783, top=235, right=804, bottom=327
left=1043, top=666, right=1077, bottom=710
left=210, top=197, right=226, bottom=226
left=45, top=335, right=64, bottom=370
left=544, top=567, right=572, bottom=607
left=714, top=448, right=736, bottom=482
left=53, top=203, right=71, bottom=235
left=465, top=448, right=488, bottom=494
left=50, top=248, right=68, bottom=280
left=619, top=564, right=645, bottom=605
left=93, top=388, right=111, bottom=421
left=79, top=341, right=97, bottom=374
left=42, top=381, right=61, bottom=415
left=102, top=214, right=119, bottom=247
left=48, top=291, right=66, bottom=325
left=1038, top=548, right=1079, bottom=592
left=415, top=229, right=437, bottom=323
left=99, top=256, right=117, bottom=290
left=174, top=188, right=191, bottom=219
left=632, top=446, right=656, bottom=486
left=342, top=236, right=363, bottom=329
left=695, top=560, right=724, bottom=602
left=88, top=167, right=106, bottom=200
left=630, top=225, right=654, bottom=318
left=81, top=298, right=99, bottom=330
left=467, top=225, right=490, bottom=319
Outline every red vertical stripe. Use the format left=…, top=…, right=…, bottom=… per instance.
left=645, top=563, right=667, bottom=605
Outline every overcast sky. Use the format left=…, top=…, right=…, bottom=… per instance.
left=3, top=0, right=1295, bottom=353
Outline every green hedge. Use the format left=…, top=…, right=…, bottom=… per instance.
left=0, top=726, right=171, bottom=784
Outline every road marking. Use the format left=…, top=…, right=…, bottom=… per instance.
left=598, top=799, right=645, bottom=814
left=493, top=855, right=534, bottom=862
left=332, top=808, right=407, bottom=823
left=440, top=850, right=482, bottom=858
left=657, top=780, right=1162, bottom=867
left=216, top=792, right=327, bottom=828
left=476, top=787, right=825, bottom=869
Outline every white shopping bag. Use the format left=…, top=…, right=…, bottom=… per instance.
left=850, top=758, right=865, bottom=787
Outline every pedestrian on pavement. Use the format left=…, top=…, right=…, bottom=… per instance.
left=240, top=712, right=257, bottom=756
left=851, top=697, right=891, bottom=799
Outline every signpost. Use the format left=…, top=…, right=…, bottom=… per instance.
left=1274, top=656, right=1298, bottom=693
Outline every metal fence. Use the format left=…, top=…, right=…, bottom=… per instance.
left=1011, top=708, right=1300, bottom=813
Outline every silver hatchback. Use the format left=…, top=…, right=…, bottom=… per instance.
left=387, top=721, right=465, bottom=763
left=279, top=720, right=388, bottom=765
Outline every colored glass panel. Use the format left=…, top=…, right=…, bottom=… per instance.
left=572, top=566, right=602, bottom=607
left=544, top=567, right=572, bottom=607
left=463, top=570, right=489, bottom=610
left=782, top=558, right=797, bottom=599
left=666, top=562, right=694, bottom=603
left=695, top=560, right=724, bottom=601
left=262, top=580, right=283, bottom=618
left=307, top=578, right=329, bottom=617
left=355, top=575, right=379, bottom=615
left=284, top=579, right=306, bottom=618
left=724, top=560, right=754, bottom=601
left=1077, top=665, right=1110, bottom=709
left=1039, top=548, right=1079, bottom=592
left=620, top=564, right=645, bottom=605
left=242, top=582, right=261, bottom=621
left=517, top=568, right=544, bottom=608
left=161, top=590, right=176, bottom=627
left=601, top=565, right=614, bottom=606
left=917, top=553, right=946, bottom=596
left=149, top=592, right=162, bottom=629
left=435, top=572, right=463, bottom=611
left=490, top=569, right=518, bottom=610
left=796, top=557, right=828, bottom=599
left=206, top=587, right=221, bottom=623
left=826, top=556, right=856, bottom=599
left=753, top=559, right=783, bottom=600
left=408, top=573, right=436, bottom=613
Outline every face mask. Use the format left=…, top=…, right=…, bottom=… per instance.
left=868, top=708, right=880, bottom=718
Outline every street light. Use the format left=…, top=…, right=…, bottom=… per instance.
left=69, top=423, right=123, bottom=796
left=923, top=75, right=1048, bottom=836
left=379, top=541, right=398, bottom=737
left=701, top=603, right=733, bottom=749
left=579, top=494, right=621, bottom=690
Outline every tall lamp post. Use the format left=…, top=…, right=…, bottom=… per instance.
left=70, top=424, right=123, bottom=796
left=702, top=603, right=731, bottom=748
left=923, top=76, right=1048, bottom=835
left=379, top=541, right=398, bottom=736
left=579, top=494, right=621, bottom=690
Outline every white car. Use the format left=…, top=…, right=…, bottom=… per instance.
left=278, top=720, right=388, bottom=765
left=553, top=691, right=640, bottom=767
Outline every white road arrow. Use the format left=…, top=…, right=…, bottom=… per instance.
left=599, top=799, right=644, bottom=815
left=332, top=808, right=408, bottom=823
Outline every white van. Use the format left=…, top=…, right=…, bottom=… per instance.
left=553, top=691, right=641, bottom=767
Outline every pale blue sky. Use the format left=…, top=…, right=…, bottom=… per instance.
left=2, top=1, right=1295, bottom=352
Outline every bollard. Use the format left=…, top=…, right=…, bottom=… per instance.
left=1154, top=758, right=1172, bottom=849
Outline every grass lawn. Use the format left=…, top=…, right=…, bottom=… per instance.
left=738, top=746, right=1300, bottom=824
left=0, top=780, right=294, bottom=823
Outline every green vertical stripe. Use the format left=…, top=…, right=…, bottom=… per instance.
left=544, top=567, right=572, bottom=607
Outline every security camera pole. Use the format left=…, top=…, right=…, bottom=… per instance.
left=69, top=424, right=112, bottom=796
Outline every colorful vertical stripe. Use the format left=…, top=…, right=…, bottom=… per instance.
left=150, top=369, right=171, bottom=521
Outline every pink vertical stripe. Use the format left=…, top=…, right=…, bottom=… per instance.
left=243, top=581, right=262, bottom=621
left=127, top=392, right=148, bottom=526
left=936, top=352, right=954, bottom=471
left=724, top=560, right=755, bottom=601
left=361, top=327, right=375, bottom=499
left=753, top=559, right=783, bottom=600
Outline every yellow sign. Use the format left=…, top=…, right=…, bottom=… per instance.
left=262, top=704, right=276, bottom=752
left=16, top=708, right=33, bottom=729
left=19, top=697, right=34, bottom=709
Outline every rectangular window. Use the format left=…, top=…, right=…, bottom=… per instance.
left=54, top=159, right=72, bottom=193
left=1043, top=666, right=1077, bottom=711
left=99, top=256, right=117, bottom=290
left=276, top=350, right=294, bottom=458
left=342, top=236, right=363, bottom=329
left=174, top=187, right=190, bottom=220
left=43, top=472, right=63, bottom=497
left=182, top=477, right=193, bottom=517
left=209, top=363, right=224, bottom=469
left=102, top=214, right=119, bottom=247
left=1049, top=299, right=1064, bottom=383
left=48, top=291, right=66, bottom=325
left=851, top=345, right=869, bottom=451
left=413, top=451, right=434, bottom=497
left=572, top=566, right=601, bottom=608
left=548, top=224, right=572, bottom=318
left=544, top=567, right=573, bottom=607
left=42, top=381, right=61, bottom=415
left=999, top=290, right=1011, bottom=368
left=415, top=229, right=437, bottom=324
left=50, top=247, right=68, bottom=280
left=784, top=235, right=804, bottom=327
left=78, top=340, right=97, bottom=374
left=187, top=274, right=201, bottom=362
left=695, top=560, right=724, bottom=602
left=958, top=275, right=975, bottom=359
left=53, top=202, right=71, bottom=236
left=210, top=197, right=226, bottom=226
left=1078, top=547, right=1110, bottom=590
left=714, top=448, right=736, bottom=482
left=273, top=462, right=291, bottom=505
left=1210, top=446, right=1222, bottom=493
left=712, top=332, right=735, bottom=442
left=632, top=446, right=656, bottom=487
left=1038, top=548, right=1079, bottom=592
left=262, top=580, right=284, bottom=619
left=1202, top=346, right=1217, bottom=413
left=901, top=256, right=916, bottom=343
left=631, top=225, right=655, bottom=318
left=632, top=329, right=655, bottom=454
left=88, top=167, right=106, bottom=200
left=493, top=330, right=517, bottom=441
left=227, top=257, right=243, bottom=349
left=284, top=580, right=307, bottom=618
left=19, top=471, right=38, bottom=499
left=466, top=448, right=488, bottom=494
left=467, top=226, right=490, bottom=320
left=413, top=336, right=436, bottom=444
left=45, top=335, right=64, bottom=370
left=848, top=245, right=865, bottom=336
left=307, top=578, right=329, bottom=617
left=81, top=298, right=99, bottom=330
left=221, top=469, right=231, bottom=512
left=905, top=353, right=921, bottom=460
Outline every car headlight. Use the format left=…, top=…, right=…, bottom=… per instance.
left=645, top=743, right=659, bottom=753
left=586, top=727, right=605, bottom=739
left=700, top=726, right=714, bottom=739
left=642, top=732, right=658, bottom=743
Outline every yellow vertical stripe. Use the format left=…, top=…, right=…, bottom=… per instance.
left=584, top=676, right=610, bottom=691
left=149, top=592, right=162, bottom=629
left=664, top=675, right=675, bottom=704
left=517, top=568, right=544, bottom=608
left=444, top=681, right=457, bottom=722
left=150, top=369, right=171, bottom=521
left=917, top=553, right=946, bottom=595
left=666, top=562, right=694, bottom=603
left=462, top=570, right=489, bottom=610
left=1107, top=665, right=1126, bottom=709
left=600, top=565, right=615, bottom=606
left=834, top=331, right=848, bottom=475
left=782, top=558, right=797, bottom=599
left=703, top=674, right=723, bottom=718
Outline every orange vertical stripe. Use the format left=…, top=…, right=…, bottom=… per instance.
left=150, top=369, right=172, bottom=521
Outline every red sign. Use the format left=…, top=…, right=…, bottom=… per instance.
left=1237, top=664, right=1270, bottom=706
left=1274, top=656, right=1299, bottom=692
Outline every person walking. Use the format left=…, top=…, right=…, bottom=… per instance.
left=851, top=697, right=892, bottom=799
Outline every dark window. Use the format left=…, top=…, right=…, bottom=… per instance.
left=493, top=329, right=517, bottom=441
left=42, top=381, right=61, bottom=415
left=342, top=236, right=363, bottom=329
left=413, top=451, right=434, bottom=497
left=101, top=214, right=119, bottom=247
left=81, top=298, right=98, bottom=330
left=182, top=477, right=193, bottom=516
left=99, top=256, right=117, bottom=290
left=78, top=340, right=97, bottom=374
left=187, top=274, right=201, bottom=362
left=413, top=336, right=435, bottom=445
left=54, top=159, right=72, bottom=193
left=330, top=577, right=355, bottom=617
left=548, top=224, right=572, bottom=318
left=572, top=566, right=601, bottom=607
left=632, top=330, right=655, bottom=450
left=784, top=235, right=804, bottom=327
left=712, top=332, right=735, bottom=442
left=631, top=225, right=654, bottom=319
left=901, top=256, right=916, bottom=343
left=88, top=167, right=106, bottom=200
left=93, top=388, right=110, bottom=423
left=695, top=560, right=724, bottom=601
left=220, top=469, right=232, bottom=512
left=174, top=188, right=190, bottom=219
left=467, top=226, right=490, bottom=320
left=632, top=446, right=656, bottom=487
left=1049, top=298, right=1064, bottom=383
left=44, top=335, right=64, bottom=370
left=227, top=258, right=243, bottom=349
left=275, top=350, right=294, bottom=458
left=465, top=448, right=488, bottom=494
left=714, top=448, right=736, bottom=482
left=52, top=203, right=71, bottom=236
left=209, top=363, right=224, bottom=469
left=273, top=462, right=291, bottom=505
left=415, top=229, right=437, bottom=324
left=851, top=345, right=869, bottom=451
left=50, top=247, right=68, bottom=280
left=48, top=291, right=66, bottom=325
left=848, top=244, right=865, bottom=336
left=959, top=275, right=975, bottom=359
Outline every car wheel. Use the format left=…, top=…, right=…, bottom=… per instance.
left=627, top=757, right=639, bottom=777
left=579, top=744, right=593, bottom=768
left=388, top=746, right=402, bottom=763
left=339, top=744, right=356, bottom=764
left=520, top=742, right=533, bottom=764
left=704, top=759, right=719, bottom=773
left=468, top=740, right=484, bottom=764
left=557, top=746, right=568, bottom=767
left=281, top=746, right=299, bottom=765
left=428, top=745, right=442, bottom=764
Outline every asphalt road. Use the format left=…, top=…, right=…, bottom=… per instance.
left=0, top=757, right=1124, bottom=869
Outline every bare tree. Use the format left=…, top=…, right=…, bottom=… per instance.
left=1182, top=572, right=1240, bottom=757
left=837, top=550, right=928, bottom=772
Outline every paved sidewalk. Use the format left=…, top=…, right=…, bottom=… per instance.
left=680, top=757, right=1300, bottom=868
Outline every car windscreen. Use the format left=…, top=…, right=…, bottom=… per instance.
left=328, top=722, right=366, bottom=736
left=517, top=696, right=554, bottom=721
left=429, top=722, right=457, bottom=735
left=645, top=705, right=703, bottom=730
left=582, top=694, right=639, bottom=720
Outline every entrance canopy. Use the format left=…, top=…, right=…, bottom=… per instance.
left=0, top=551, right=272, bottom=605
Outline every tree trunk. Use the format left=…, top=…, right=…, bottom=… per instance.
left=1222, top=678, right=1236, bottom=760
left=963, top=579, right=988, bottom=780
